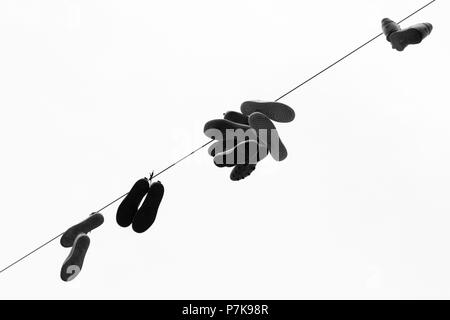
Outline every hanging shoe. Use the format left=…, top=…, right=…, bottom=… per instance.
left=203, top=119, right=256, bottom=141
left=213, top=140, right=264, bottom=167
left=249, top=112, right=288, bottom=161
left=60, top=213, right=104, bottom=248
left=132, top=181, right=165, bottom=234
left=116, top=178, right=149, bottom=228
left=208, top=138, right=239, bottom=157
left=223, top=111, right=249, bottom=125
left=241, top=101, right=295, bottom=123
left=382, top=18, right=401, bottom=42
left=60, top=233, right=90, bottom=282
left=382, top=18, right=433, bottom=51
left=230, top=164, right=257, bottom=181
left=209, top=111, right=252, bottom=156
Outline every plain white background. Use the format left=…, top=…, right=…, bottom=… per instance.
left=0, top=0, right=448, bottom=299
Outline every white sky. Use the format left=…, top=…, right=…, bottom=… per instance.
left=0, top=0, right=448, bottom=299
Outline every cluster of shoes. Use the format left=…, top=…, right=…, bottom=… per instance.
left=382, top=18, right=433, bottom=51
left=116, top=175, right=165, bottom=233
left=60, top=213, right=104, bottom=281
left=203, top=100, right=295, bottom=181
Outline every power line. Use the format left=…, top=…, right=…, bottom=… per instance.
left=0, top=0, right=437, bottom=276
left=0, top=232, right=64, bottom=274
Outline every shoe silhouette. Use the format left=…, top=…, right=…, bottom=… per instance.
left=208, top=138, right=239, bottom=157
left=116, top=178, right=149, bottom=227
left=223, top=111, right=249, bottom=125
left=230, top=164, right=257, bottom=181
left=60, top=233, right=90, bottom=282
left=60, top=213, right=104, bottom=248
left=213, top=140, right=262, bottom=167
left=241, top=101, right=295, bottom=123
left=248, top=112, right=288, bottom=161
left=382, top=18, right=433, bottom=51
left=132, top=181, right=165, bottom=234
left=203, top=119, right=256, bottom=141
left=208, top=111, right=254, bottom=156
left=382, top=18, right=401, bottom=42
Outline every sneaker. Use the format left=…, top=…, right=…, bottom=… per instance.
left=382, top=18, right=401, bottom=42
left=213, top=140, right=263, bottom=167
left=116, top=178, right=149, bottom=228
left=384, top=20, right=433, bottom=52
left=249, top=112, right=288, bottom=161
left=208, top=138, right=239, bottom=157
left=132, top=181, right=165, bottom=234
left=241, top=100, right=295, bottom=123
left=223, top=111, right=249, bottom=125
left=230, top=164, right=257, bottom=181
left=60, top=233, right=90, bottom=282
left=203, top=119, right=256, bottom=141
left=60, top=213, right=104, bottom=248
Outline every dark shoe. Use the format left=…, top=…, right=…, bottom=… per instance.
left=382, top=18, right=401, bottom=42
left=116, top=178, right=149, bottom=228
left=213, top=140, right=263, bottom=167
left=241, top=101, right=295, bottom=123
left=132, top=181, right=165, bottom=234
left=230, top=164, right=257, bottom=181
left=60, top=233, right=90, bottom=282
left=249, top=112, right=288, bottom=161
left=204, top=119, right=256, bottom=142
left=60, top=213, right=104, bottom=248
left=223, top=111, right=249, bottom=125
left=208, top=138, right=239, bottom=157
left=388, top=23, right=433, bottom=51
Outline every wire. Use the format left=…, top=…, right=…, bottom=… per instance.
left=0, top=232, right=64, bottom=274
left=398, top=0, right=436, bottom=24
left=0, top=0, right=437, bottom=276
left=274, top=32, right=383, bottom=102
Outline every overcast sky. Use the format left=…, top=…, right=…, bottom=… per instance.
left=0, top=0, right=449, bottom=299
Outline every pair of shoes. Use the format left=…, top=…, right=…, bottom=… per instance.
left=116, top=178, right=165, bottom=234
left=242, top=101, right=294, bottom=162
left=60, top=213, right=104, bottom=282
left=382, top=18, right=433, bottom=52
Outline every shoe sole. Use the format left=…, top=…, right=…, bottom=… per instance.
left=249, top=112, right=288, bottom=161
left=241, top=101, right=295, bottom=123
left=132, top=181, right=165, bottom=234
left=116, top=178, right=149, bottom=228
left=61, top=213, right=104, bottom=248
left=60, top=233, right=90, bottom=282
left=230, top=164, right=257, bottom=181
